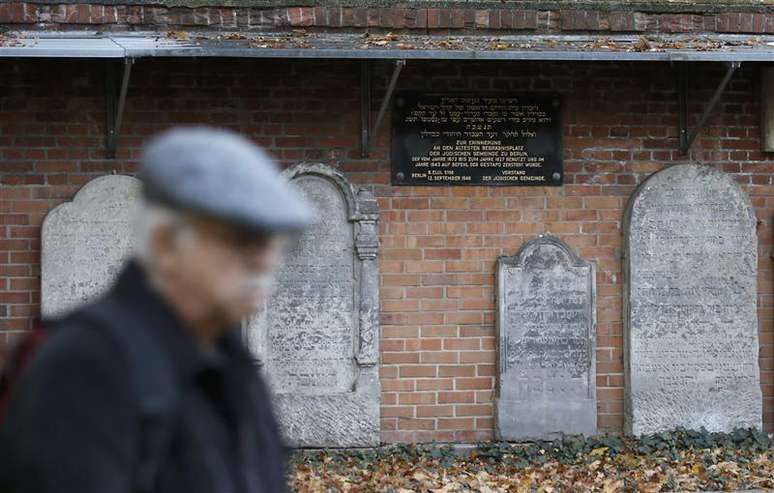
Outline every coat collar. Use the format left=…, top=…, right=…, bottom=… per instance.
left=110, top=260, right=254, bottom=382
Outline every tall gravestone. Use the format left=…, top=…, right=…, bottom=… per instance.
left=496, top=235, right=597, bottom=439
left=41, top=175, right=141, bottom=318
left=245, top=163, right=380, bottom=447
left=624, top=163, right=762, bottom=435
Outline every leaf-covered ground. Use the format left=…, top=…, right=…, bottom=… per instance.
left=290, top=428, right=774, bottom=492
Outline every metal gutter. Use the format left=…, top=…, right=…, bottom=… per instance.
left=2, top=32, right=774, bottom=62
left=0, top=36, right=126, bottom=58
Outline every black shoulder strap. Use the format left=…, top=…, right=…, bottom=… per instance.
left=77, top=299, right=180, bottom=493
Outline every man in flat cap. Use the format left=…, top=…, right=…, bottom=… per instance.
left=0, top=127, right=312, bottom=493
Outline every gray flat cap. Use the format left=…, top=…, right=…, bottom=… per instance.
left=140, top=126, right=313, bottom=234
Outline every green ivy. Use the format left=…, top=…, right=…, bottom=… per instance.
left=291, top=427, right=773, bottom=470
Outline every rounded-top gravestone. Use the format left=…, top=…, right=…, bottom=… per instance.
left=624, top=163, right=762, bottom=435
left=42, top=175, right=141, bottom=318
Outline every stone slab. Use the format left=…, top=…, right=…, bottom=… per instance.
left=496, top=234, right=597, bottom=440
left=245, top=163, right=380, bottom=448
left=624, top=163, right=762, bottom=435
left=41, top=175, right=141, bottom=318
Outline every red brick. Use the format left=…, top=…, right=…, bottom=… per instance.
left=424, top=249, right=462, bottom=260
left=438, top=391, right=475, bottom=404
left=398, top=418, right=435, bottom=430
left=447, top=210, right=482, bottom=222
left=340, top=8, right=354, bottom=26
left=381, top=378, right=414, bottom=392
left=405, top=338, right=442, bottom=351
left=398, top=392, right=436, bottom=405
left=474, top=10, right=488, bottom=29
left=446, top=312, right=483, bottom=325
left=477, top=364, right=496, bottom=377
left=219, top=8, right=236, bottom=27
left=460, top=351, right=496, bottom=364
left=416, top=379, right=454, bottom=391
left=456, top=404, right=492, bottom=417
left=406, top=287, right=443, bottom=299
left=439, top=365, right=475, bottom=378
left=420, top=299, right=458, bottom=311
left=427, top=8, right=441, bottom=28
left=312, top=7, right=326, bottom=26
left=380, top=8, right=407, bottom=29
left=421, top=326, right=458, bottom=338
left=0, top=292, right=30, bottom=304
left=400, top=366, right=437, bottom=378
left=382, top=352, right=419, bottom=364
left=438, top=418, right=474, bottom=430
left=489, top=10, right=501, bottom=29
left=411, top=9, right=427, bottom=29
left=443, top=338, right=480, bottom=350
left=352, top=7, right=367, bottom=27
left=456, top=377, right=492, bottom=390
left=417, top=405, right=454, bottom=417
left=420, top=351, right=458, bottom=364
left=382, top=299, right=420, bottom=312
left=0, top=2, right=37, bottom=23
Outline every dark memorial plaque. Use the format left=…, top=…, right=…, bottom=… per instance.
left=392, top=93, right=562, bottom=186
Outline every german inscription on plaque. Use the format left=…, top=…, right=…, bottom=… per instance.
left=624, top=164, right=762, bottom=435
left=496, top=235, right=596, bottom=439
left=392, top=93, right=561, bottom=186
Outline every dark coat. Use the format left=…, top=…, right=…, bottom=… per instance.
left=0, top=261, right=290, bottom=493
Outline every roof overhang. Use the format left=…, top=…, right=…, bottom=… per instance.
left=2, top=31, right=774, bottom=61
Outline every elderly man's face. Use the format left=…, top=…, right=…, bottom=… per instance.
left=162, top=216, right=285, bottom=327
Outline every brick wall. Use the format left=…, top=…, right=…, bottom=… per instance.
left=3, top=2, right=774, bottom=34
left=0, top=57, right=772, bottom=441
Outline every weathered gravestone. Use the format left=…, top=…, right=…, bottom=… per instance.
left=496, top=235, right=597, bottom=439
left=245, top=163, right=380, bottom=447
left=624, top=163, right=762, bottom=435
left=42, top=175, right=141, bottom=318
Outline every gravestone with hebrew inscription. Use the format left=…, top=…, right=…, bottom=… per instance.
left=496, top=235, right=597, bottom=439
left=245, top=163, right=380, bottom=448
left=42, top=175, right=141, bottom=318
left=624, top=163, right=762, bottom=435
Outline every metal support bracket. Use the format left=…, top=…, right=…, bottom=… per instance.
left=105, top=58, right=133, bottom=159
left=678, top=61, right=740, bottom=154
left=361, top=59, right=405, bottom=158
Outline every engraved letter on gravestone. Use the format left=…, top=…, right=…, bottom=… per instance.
left=624, top=164, right=762, bottom=435
left=496, top=235, right=596, bottom=440
left=42, top=175, right=141, bottom=318
left=247, top=163, right=380, bottom=448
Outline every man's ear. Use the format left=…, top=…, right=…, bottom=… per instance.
left=150, top=223, right=180, bottom=273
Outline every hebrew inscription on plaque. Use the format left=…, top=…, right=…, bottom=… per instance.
left=392, top=93, right=562, bottom=186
